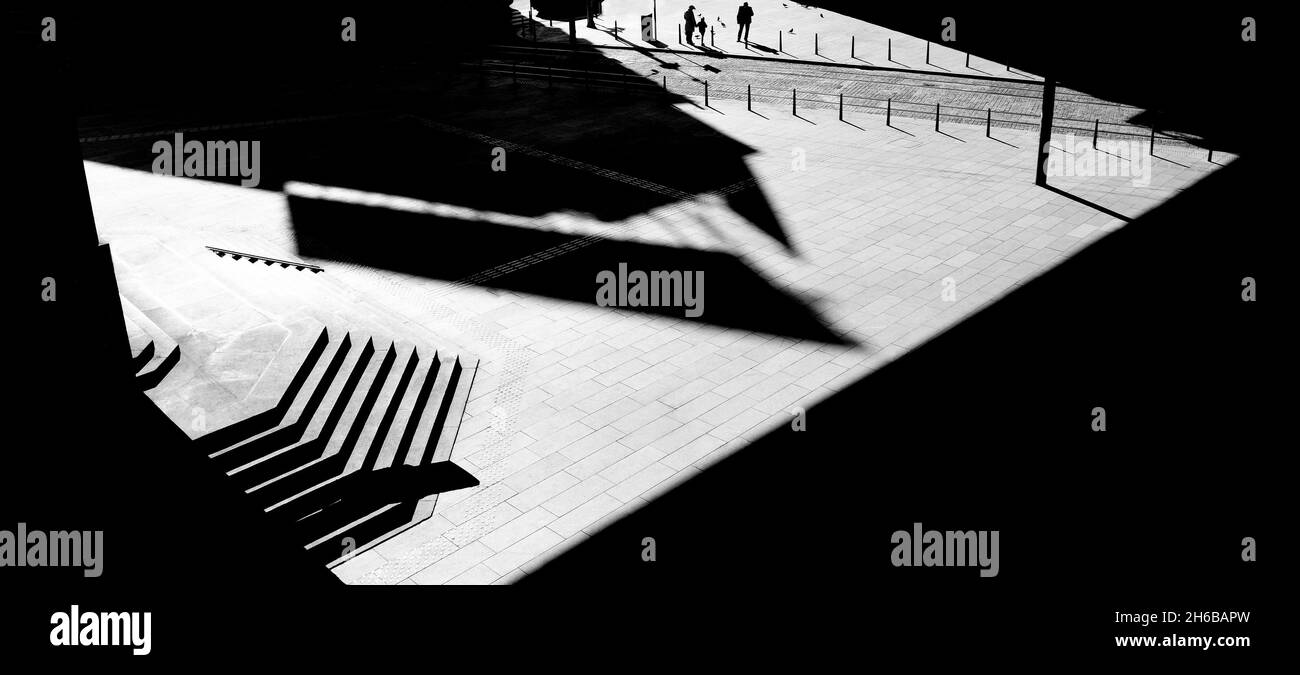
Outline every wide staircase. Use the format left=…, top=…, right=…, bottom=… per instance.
left=111, top=233, right=481, bottom=568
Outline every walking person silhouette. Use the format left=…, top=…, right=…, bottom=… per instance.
left=736, top=2, right=754, bottom=43
left=683, top=5, right=697, bottom=45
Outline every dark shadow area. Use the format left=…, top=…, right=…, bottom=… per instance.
left=134, top=343, right=180, bottom=390
left=288, top=462, right=478, bottom=539
left=522, top=149, right=1282, bottom=654
left=288, top=194, right=850, bottom=345
left=65, top=11, right=794, bottom=254
left=8, top=1, right=1281, bottom=659
left=5, top=55, right=348, bottom=658
left=808, top=3, right=1273, bottom=157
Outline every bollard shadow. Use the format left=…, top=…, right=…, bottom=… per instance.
left=1152, top=153, right=1189, bottom=168
left=936, top=130, right=965, bottom=143
left=1040, top=183, right=1132, bottom=222
left=745, top=41, right=780, bottom=55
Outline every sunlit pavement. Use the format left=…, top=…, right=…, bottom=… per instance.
left=84, top=68, right=1228, bottom=584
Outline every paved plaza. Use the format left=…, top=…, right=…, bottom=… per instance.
left=82, top=60, right=1229, bottom=584
left=520, top=0, right=1036, bottom=80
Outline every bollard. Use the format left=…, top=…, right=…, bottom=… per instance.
left=815, top=33, right=819, bottom=55
left=935, top=103, right=940, bottom=131
left=1149, top=127, right=1155, bottom=155
left=663, top=75, right=667, bottom=91
left=966, top=52, right=970, bottom=68
left=1093, top=119, right=1099, bottom=149
left=986, top=109, right=991, bottom=137
left=887, top=98, right=891, bottom=126
left=705, top=81, right=709, bottom=107
left=747, top=84, right=752, bottom=111
left=888, top=38, right=892, bottom=61
left=926, top=41, right=930, bottom=65
left=779, top=30, right=783, bottom=52
left=839, top=92, right=843, bottom=120
left=851, top=35, right=855, bottom=58
left=678, top=24, right=681, bottom=43
left=1208, top=148, right=1214, bottom=162
left=712, top=27, right=715, bottom=47
left=793, top=88, right=797, bottom=115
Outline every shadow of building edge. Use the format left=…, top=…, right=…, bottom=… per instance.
left=520, top=156, right=1269, bottom=586
left=286, top=193, right=852, bottom=346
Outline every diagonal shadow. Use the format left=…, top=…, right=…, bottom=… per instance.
left=1040, top=184, right=1132, bottom=222
left=287, top=194, right=852, bottom=345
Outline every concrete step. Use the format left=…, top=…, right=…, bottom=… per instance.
left=258, top=340, right=408, bottom=518
left=348, top=345, right=423, bottom=473
left=192, top=235, right=457, bottom=354
left=208, top=333, right=353, bottom=471
left=193, top=325, right=333, bottom=452
left=111, top=237, right=301, bottom=419
left=303, top=501, right=414, bottom=565
left=403, top=355, right=463, bottom=467
left=106, top=229, right=485, bottom=571
left=119, top=297, right=154, bottom=368
left=428, top=356, right=478, bottom=465
left=228, top=335, right=378, bottom=490
left=115, top=282, right=183, bottom=390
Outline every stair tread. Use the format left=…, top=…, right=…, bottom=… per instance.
left=429, top=358, right=479, bottom=465
left=225, top=335, right=374, bottom=481
left=375, top=350, right=440, bottom=472
left=346, top=343, right=420, bottom=473
left=403, top=355, right=461, bottom=467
